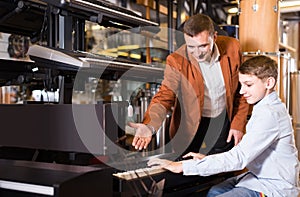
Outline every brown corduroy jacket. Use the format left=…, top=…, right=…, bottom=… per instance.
left=143, top=35, right=249, bottom=152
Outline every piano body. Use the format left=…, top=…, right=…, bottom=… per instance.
left=0, top=1, right=234, bottom=196
left=0, top=159, right=114, bottom=197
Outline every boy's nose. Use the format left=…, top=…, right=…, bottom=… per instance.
left=239, top=86, right=245, bottom=95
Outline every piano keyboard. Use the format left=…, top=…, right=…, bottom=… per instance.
left=113, top=166, right=166, bottom=180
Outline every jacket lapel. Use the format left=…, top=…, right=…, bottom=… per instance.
left=186, top=47, right=205, bottom=108
left=220, top=55, right=232, bottom=92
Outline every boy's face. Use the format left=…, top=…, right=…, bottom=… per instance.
left=184, top=31, right=216, bottom=62
left=238, top=73, right=269, bottom=104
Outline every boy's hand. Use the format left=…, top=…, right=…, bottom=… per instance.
left=147, top=158, right=183, bottom=173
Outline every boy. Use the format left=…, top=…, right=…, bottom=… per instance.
left=148, top=55, right=300, bottom=197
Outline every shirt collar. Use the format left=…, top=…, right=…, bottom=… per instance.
left=253, top=91, right=278, bottom=109
left=211, top=43, right=220, bottom=64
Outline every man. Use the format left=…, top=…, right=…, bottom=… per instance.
left=148, top=55, right=300, bottom=197
left=129, top=14, right=249, bottom=156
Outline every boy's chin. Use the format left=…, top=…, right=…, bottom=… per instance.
left=245, top=99, right=255, bottom=104
left=247, top=99, right=259, bottom=105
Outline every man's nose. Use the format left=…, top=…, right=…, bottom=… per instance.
left=195, top=47, right=205, bottom=55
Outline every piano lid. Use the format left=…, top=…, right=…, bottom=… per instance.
left=27, top=45, right=164, bottom=81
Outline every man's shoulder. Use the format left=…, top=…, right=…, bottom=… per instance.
left=216, top=36, right=240, bottom=54
left=168, top=45, right=187, bottom=59
left=216, top=35, right=239, bottom=45
left=165, top=45, right=190, bottom=71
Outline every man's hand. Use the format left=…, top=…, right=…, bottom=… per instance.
left=147, top=158, right=183, bottom=173
left=129, top=122, right=153, bottom=150
left=227, top=129, right=244, bottom=146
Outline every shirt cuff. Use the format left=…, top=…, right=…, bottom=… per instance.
left=182, top=159, right=202, bottom=175
left=146, top=124, right=156, bottom=135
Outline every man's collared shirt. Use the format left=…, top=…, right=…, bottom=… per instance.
left=198, top=44, right=226, bottom=118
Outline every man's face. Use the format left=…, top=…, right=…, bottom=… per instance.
left=184, top=31, right=215, bottom=62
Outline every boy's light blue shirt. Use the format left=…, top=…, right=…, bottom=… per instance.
left=182, top=92, right=300, bottom=197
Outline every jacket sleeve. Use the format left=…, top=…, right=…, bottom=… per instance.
left=142, top=54, right=182, bottom=131
left=230, top=40, right=249, bottom=133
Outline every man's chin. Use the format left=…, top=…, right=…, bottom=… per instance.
left=198, top=58, right=209, bottom=63
left=198, top=55, right=211, bottom=62
left=195, top=55, right=204, bottom=60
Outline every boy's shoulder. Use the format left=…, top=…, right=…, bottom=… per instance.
left=253, top=94, right=284, bottom=116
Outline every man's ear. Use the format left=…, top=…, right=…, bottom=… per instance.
left=265, top=77, right=276, bottom=90
left=213, top=31, right=218, bottom=41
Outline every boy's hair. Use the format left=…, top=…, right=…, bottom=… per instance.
left=239, top=55, right=278, bottom=84
left=183, top=14, right=215, bottom=37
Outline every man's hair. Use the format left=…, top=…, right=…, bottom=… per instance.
left=239, top=55, right=278, bottom=83
left=183, top=14, right=215, bottom=37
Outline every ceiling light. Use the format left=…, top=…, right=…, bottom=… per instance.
left=280, top=0, right=300, bottom=13
left=280, top=1, right=300, bottom=8
left=228, top=7, right=238, bottom=14
left=32, top=67, right=38, bottom=72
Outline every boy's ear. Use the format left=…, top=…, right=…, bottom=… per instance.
left=265, top=77, right=276, bottom=90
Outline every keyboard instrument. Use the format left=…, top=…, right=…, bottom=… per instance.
left=113, top=165, right=166, bottom=180
left=109, top=152, right=235, bottom=196
left=113, top=167, right=234, bottom=196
